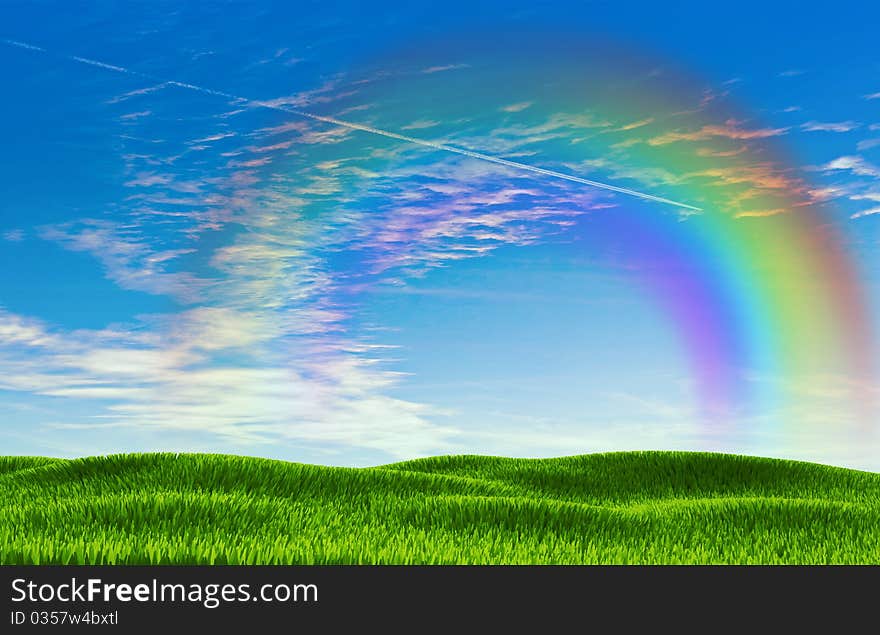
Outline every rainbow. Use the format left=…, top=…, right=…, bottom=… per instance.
left=311, top=31, right=877, bottom=431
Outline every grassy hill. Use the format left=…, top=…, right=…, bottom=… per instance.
left=2, top=451, right=879, bottom=564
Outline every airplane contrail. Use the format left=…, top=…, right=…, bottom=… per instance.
left=3, top=37, right=702, bottom=212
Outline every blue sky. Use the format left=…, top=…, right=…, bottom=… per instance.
left=1, top=1, right=879, bottom=468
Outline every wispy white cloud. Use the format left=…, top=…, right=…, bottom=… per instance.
left=820, top=157, right=880, bottom=218
left=124, top=171, right=174, bottom=188
left=0, top=309, right=60, bottom=348
left=857, top=138, right=880, bottom=151
left=851, top=192, right=880, bottom=202
left=39, top=220, right=209, bottom=302
left=190, top=131, right=236, bottom=144
left=107, top=83, right=170, bottom=104
left=500, top=102, right=533, bottom=113
left=119, top=110, right=152, bottom=121
left=801, top=120, right=860, bottom=133
left=420, top=63, right=469, bottom=74
left=823, top=155, right=880, bottom=178
left=400, top=119, right=441, bottom=130
left=850, top=206, right=880, bottom=219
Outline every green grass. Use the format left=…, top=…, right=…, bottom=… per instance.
left=2, top=451, right=879, bottom=564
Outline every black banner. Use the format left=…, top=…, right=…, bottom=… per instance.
left=1, top=565, right=876, bottom=629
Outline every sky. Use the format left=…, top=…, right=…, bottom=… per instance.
left=1, top=1, right=879, bottom=469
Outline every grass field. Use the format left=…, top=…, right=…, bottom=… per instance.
left=2, top=451, right=879, bottom=564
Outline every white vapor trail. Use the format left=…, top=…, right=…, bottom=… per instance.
left=3, top=37, right=702, bottom=211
